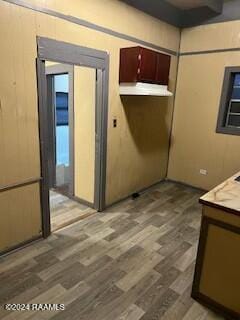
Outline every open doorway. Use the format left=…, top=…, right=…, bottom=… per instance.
left=46, top=64, right=73, bottom=196
left=37, top=37, right=109, bottom=238
left=45, top=62, right=96, bottom=231
left=53, top=74, right=70, bottom=192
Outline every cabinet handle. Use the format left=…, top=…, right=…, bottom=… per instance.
left=138, top=54, right=141, bottom=60
left=137, top=68, right=140, bottom=74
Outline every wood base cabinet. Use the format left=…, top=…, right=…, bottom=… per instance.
left=192, top=205, right=240, bottom=320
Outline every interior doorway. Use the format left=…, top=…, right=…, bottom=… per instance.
left=37, top=37, right=109, bottom=237
left=45, top=62, right=95, bottom=231
left=45, top=63, right=74, bottom=198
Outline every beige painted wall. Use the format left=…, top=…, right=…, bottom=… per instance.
left=20, top=0, right=180, bottom=53
left=0, top=183, right=42, bottom=252
left=180, top=20, right=240, bottom=53
left=0, top=0, right=179, bottom=251
left=74, top=66, right=96, bottom=203
left=168, top=20, right=240, bottom=191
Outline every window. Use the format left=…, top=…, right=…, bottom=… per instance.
left=216, top=67, right=240, bottom=135
left=56, top=92, right=69, bottom=126
left=54, top=74, right=69, bottom=126
left=54, top=74, right=69, bottom=166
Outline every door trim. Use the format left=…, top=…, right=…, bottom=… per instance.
left=36, top=37, right=109, bottom=238
left=46, top=73, right=56, bottom=189
left=36, top=58, right=51, bottom=238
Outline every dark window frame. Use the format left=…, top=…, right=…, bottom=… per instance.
left=216, top=66, right=240, bottom=135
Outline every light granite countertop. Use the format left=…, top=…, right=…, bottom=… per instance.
left=200, top=171, right=240, bottom=215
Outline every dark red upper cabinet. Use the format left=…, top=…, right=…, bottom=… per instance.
left=155, top=53, right=171, bottom=85
left=119, top=46, right=171, bottom=85
left=138, top=48, right=157, bottom=83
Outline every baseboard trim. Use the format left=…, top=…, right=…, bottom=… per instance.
left=52, top=188, right=95, bottom=209
left=105, top=179, right=167, bottom=210
left=70, top=195, right=95, bottom=209
left=106, top=178, right=206, bottom=210
left=165, top=178, right=207, bottom=193
left=0, top=235, right=43, bottom=258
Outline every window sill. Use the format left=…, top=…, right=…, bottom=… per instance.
left=216, top=126, right=240, bottom=136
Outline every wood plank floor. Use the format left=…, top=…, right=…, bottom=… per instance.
left=0, top=182, right=224, bottom=320
left=50, top=190, right=95, bottom=231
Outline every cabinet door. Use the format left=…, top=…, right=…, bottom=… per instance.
left=155, top=53, right=171, bottom=85
left=138, top=48, right=157, bottom=83
left=119, top=47, right=140, bottom=83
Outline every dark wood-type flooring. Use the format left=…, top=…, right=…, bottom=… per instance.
left=0, top=182, right=224, bottom=320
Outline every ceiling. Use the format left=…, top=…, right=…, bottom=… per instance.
left=121, top=0, right=225, bottom=28
left=167, top=0, right=207, bottom=10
